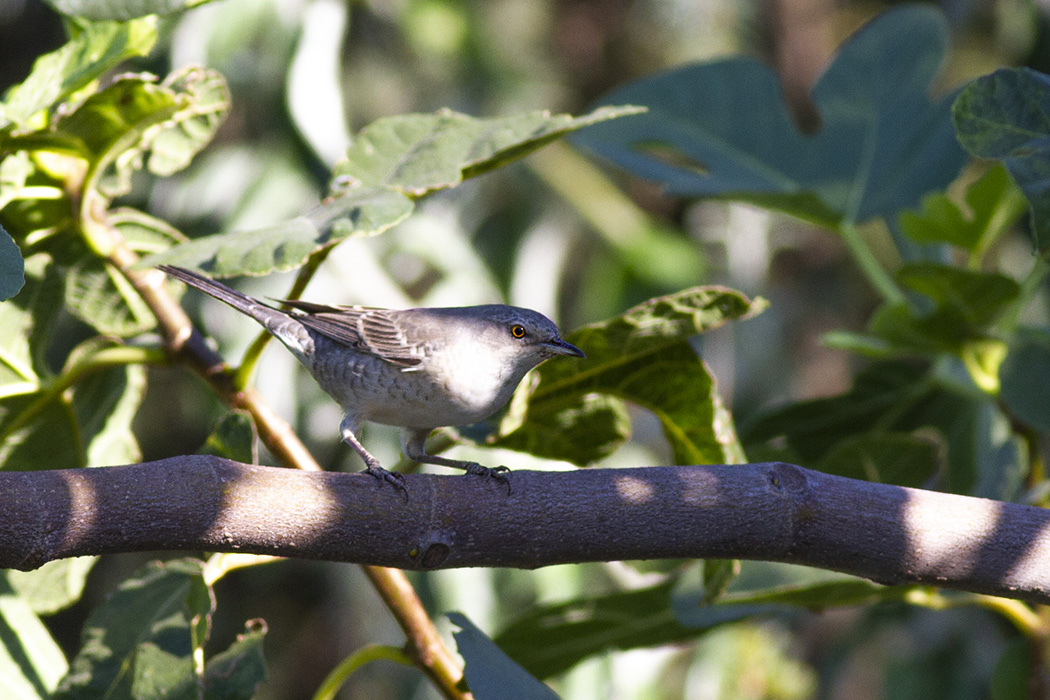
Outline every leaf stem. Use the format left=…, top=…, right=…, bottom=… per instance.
left=0, top=345, right=165, bottom=446
left=313, top=644, right=415, bottom=700
left=839, top=221, right=905, bottom=305
left=997, top=248, right=1050, bottom=336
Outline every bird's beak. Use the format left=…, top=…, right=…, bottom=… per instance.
left=545, top=338, right=585, bottom=358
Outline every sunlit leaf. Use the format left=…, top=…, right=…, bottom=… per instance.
left=142, top=106, right=640, bottom=277
left=493, top=287, right=764, bottom=465
left=44, top=0, right=220, bottom=21
left=335, top=106, right=643, bottom=196
left=7, top=558, right=98, bottom=615
left=0, top=574, right=68, bottom=700
left=1, top=18, right=157, bottom=128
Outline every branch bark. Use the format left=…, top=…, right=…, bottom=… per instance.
left=5, top=457, right=1050, bottom=604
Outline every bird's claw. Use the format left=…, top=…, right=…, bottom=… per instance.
left=464, top=463, right=512, bottom=494
left=365, top=464, right=408, bottom=501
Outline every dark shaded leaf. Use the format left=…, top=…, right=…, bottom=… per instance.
left=202, top=620, right=267, bottom=700
left=199, top=411, right=258, bottom=464
left=1000, top=328, right=1050, bottom=433
left=53, top=559, right=212, bottom=700
left=450, top=613, right=560, bottom=700
left=572, top=6, right=966, bottom=227
left=817, top=432, right=940, bottom=487
left=898, top=166, right=1026, bottom=255
left=953, top=67, right=1050, bottom=251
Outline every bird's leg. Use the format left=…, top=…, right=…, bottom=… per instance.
left=402, top=429, right=510, bottom=491
left=340, top=415, right=407, bottom=496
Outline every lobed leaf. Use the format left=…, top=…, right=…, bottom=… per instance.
left=571, top=5, right=966, bottom=228
left=743, top=359, right=1027, bottom=498
left=493, top=287, right=764, bottom=465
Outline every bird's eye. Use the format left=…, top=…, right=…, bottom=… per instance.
left=510, top=324, right=527, bottom=339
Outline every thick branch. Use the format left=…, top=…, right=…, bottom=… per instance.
left=5, top=458, right=1050, bottom=604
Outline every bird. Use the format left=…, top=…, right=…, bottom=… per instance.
left=158, top=265, right=584, bottom=493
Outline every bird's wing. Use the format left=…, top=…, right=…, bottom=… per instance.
left=278, top=300, right=425, bottom=367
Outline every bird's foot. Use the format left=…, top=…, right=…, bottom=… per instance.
left=464, top=462, right=512, bottom=494
left=365, top=464, right=408, bottom=501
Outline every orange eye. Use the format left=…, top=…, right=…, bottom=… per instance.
left=511, top=324, right=526, bottom=339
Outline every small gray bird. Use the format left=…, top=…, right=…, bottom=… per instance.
left=159, top=265, right=584, bottom=491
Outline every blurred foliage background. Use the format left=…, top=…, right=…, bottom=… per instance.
left=3, top=0, right=1049, bottom=697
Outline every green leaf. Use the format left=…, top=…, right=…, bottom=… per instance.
left=898, top=165, right=1027, bottom=256
left=139, top=187, right=414, bottom=275
left=44, top=0, right=220, bottom=21
left=1000, top=328, right=1050, bottom=433
left=0, top=573, right=68, bottom=700
left=744, top=358, right=1026, bottom=498
left=897, top=263, right=1020, bottom=328
left=335, top=106, right=643, bottom=196
left=953, top=67, right=1050, bottom=251
left=146, top=66, right=230, bottom=176
left=0, top=337, right=146, bottom=470
left=202, top=620, right=267, bottom=700
left=0, top=226, right=25, bottom=300
left=54, top=559, right=212, bottom=700
left=199, top=410, right=258, bottom=464
left=7, top=557, right=98, bottom=615
left=743, top=360, right=931, bottom=462
left=0, top=255, right=64, bottom=395
left=817, top=431, right=940, bottom=487
left=58, top=69, right=229, bottom=198
left=493, top=580, right=694, bottom=680
left=990, top=639, right=1031, bottom=700
left=449, top=613, right=561, bottom=700
left=673, top=562, right=913, bottom=629
left=141, top=106, right=640, bottom=278
left=492, top=287, right=765, bottom=465
left=62, top=207, right=188, bottom=337
left=0, top=18, right=157, bottom=128
left=571, top=5, right=966, bottom=227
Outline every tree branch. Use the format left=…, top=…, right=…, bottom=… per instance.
left=5, top=457, right=1050, bottom=604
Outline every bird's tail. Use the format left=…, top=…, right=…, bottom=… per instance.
left=158, top=265, right=314, bottom=355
